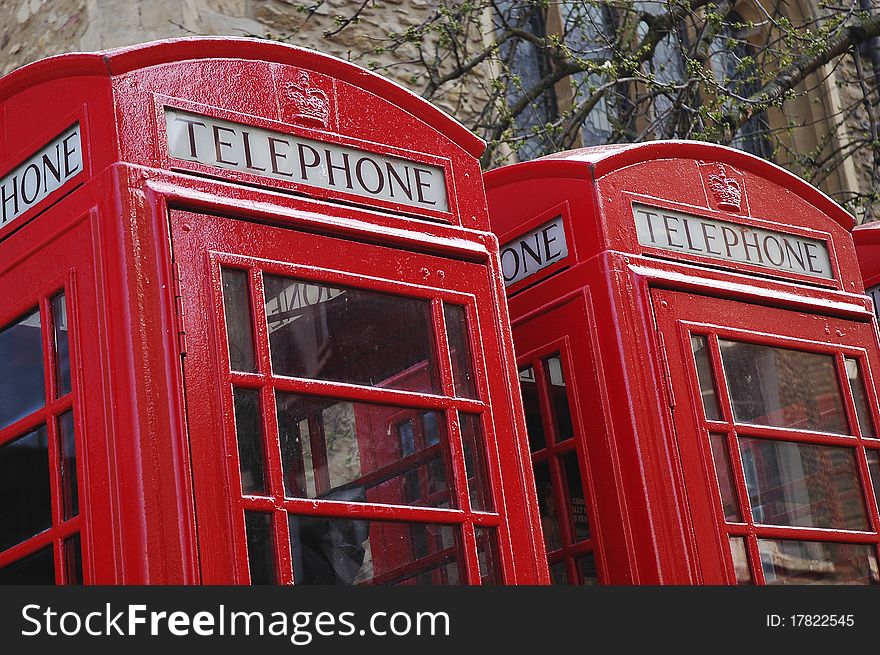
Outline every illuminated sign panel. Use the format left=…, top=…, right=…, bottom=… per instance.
left=633, top=202, right=833, bottom=279
left=165, top=108, right=449, bottom=212
left=500, top=216, right=568, bottom=287
left=0, top=124, right=82, bottom=230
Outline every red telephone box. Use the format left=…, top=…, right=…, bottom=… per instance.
left=487, top=142, right=880, bottom=585
left=0, top=38, right=547, bottom=585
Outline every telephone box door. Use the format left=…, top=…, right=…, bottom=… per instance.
left=172, top=208, right=528, bottom=584
left=0, top=215, right=114, bottom=584
left=511, top=298, right=606, bottom=584
left=653, top=289, right=880, bottom=584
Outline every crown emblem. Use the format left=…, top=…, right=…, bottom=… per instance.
left=707, top=164, right=742, bottom=211
left=284, top=71, right=330, bottom=128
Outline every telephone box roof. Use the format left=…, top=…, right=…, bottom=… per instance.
left=485, top=140, right=854, bottom=230
left=0, top=36, right=485, bottom=159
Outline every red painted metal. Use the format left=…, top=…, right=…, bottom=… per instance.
left=854, top=222, right=880, bottom=289
left=0, top=38, right=546, bottom=584
left=487, top=142, right=880, bottom=585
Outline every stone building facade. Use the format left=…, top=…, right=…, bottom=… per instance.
left=0, top=0, right=877, bottom=221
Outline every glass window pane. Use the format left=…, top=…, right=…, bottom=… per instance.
left=64, top=533, right=83, bottom=585
left=422, top=411, right=441, bottom=446
left=519, top=366, right=546, bottom=451
left=245, top=511, right=276, bottom=585
left=264, top=276, right=440, bottom=394
left=544, top=355, right=574, bottom=442
left=740, top=438, right=868, bottom=530
left=708, top=433, right=741, bottom=522
left=221, top=269, right=257, bottom=373
left=398, top=420, right=416, bottom=456
left=476, top=527, right=502, bottom=585
left=290, top=516, right=461, bottom=585
left=0, top=425, right=51, bottom=552
left=533, top=461, right=562, bottom=552
left=729, top=537, right=752, bottom=585
left=277, top=393, right=454, bottom=508
left=443, top=304, right=477, bottom=399
left=577, top=553, right=598, bottom=585
left=719, top=340, right=848, bottom=434
left=280, top=417, right=316, bottom=499
left=867, top=451, right=880, bottom=514
left=549, top=561, right=568, bottom=585
left=58, top=411, right=78, bottom=520
left=845, top=358, right=875, bottom=437
left=234, top=388, right=266, bottom=495
left=52, top=293, right=71, bottom=397
left=0, top=546, right=55, bottom=584
left=397, top=421, right=421, bottom=502
left=691, top=336, right=722, bottom=421
left=460, top=413, right=494, bottom=512
left=758, top=539, right=880, bottom=585
left=0, top=308, right=45, bottom=430
left=561, top=451, right=590, bottom=541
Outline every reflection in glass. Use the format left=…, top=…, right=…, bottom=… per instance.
left=289, top=516, right=461, bottom=585
left=460, top=413, right=493, bottom=512
left=444, top=304, right=477, bottom=399
left=276, top=393, right=453, bottom=508
left=545, top=355, right=574, bottom=441
left=476, top=527, right=502, bottom=585
left=729, top=537, right=752, bottom=585
left=281, top=418, right=317, bottom=498
left=740, top=438, right=867, bottom=530
left=234, top=388, right=266, bottom=495
left=867, top=451, right=880, bottom=514
left=578, top=553, right=598, bottom=585
left=58, top=411, right=78, bottom=520
left=708, top=433, right=741, bottom=522
left=845, top=358, right=875, bottom=437
left=221, top=269, right=256, bottom=372
left=0, top=546, right=55, bottom=585
left=691, top=336, right=722, bottom=421
left=245, top=511, right=276, bottom=585
left=0, top=425, right=51, bottom=552
left=422, top=411, right=441, bottom=446
left=64, top=533, right=83, bottom=585
left=264, top=276, right=440, bottom=394
left=758, top=539, right=880, bottom=585
left=534, top=461, right=561, bottom=552
left=561, top=452, right=590, bottom=541
left=719, top=340, right=848, bottom=434
left=52, top=293, right=71, bottom=397
left=0, top=308, right=45, bottom=430
left=397, top=420, right=420, bottom=501
left=519, top=366, right=546, bottom=452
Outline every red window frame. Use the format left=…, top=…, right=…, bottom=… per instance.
left=0, top=275, right=84, bottom=584
left=654, top=288, right=880, bottom=584
left=172, top=208, right=531, bottom=584
left=512, top=299, right=602, bottom=584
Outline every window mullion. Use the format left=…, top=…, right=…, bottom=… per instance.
left=40, top=296, right=65, bottom=584
left=433, top=299, right=480, bottom=582
left=433, top=299, right=456, bottom=399
left=445, top=409, right=480, bottom=582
